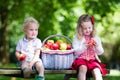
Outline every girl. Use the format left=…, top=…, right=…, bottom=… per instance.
left=15, top=17, right=44, bottom=80
left=71, top=14, right=108, bottom=80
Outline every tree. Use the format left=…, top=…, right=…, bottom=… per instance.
left=0, top=0, right=77, bottom=63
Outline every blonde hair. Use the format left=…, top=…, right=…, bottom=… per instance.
left=23, top=17, right=39, bottom=30
left=76, top=14, right=95, bottom=40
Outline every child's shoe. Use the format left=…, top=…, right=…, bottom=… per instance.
left=36, top=76, right=44, bottom=80
left=23, top=67, right=32, bottom=78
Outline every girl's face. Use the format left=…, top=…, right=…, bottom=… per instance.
left=23, top=23, right=38, bottom=40
left=81, top=21, right=93, bottom=36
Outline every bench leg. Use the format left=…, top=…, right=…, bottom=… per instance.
left=64, top=74, right=90, bottom=80
left=86, top=77, right=90, bottom=80
left=64, top=74, right=70, bottom=80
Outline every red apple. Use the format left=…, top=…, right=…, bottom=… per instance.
left=19, top=54, right=26, bottom=61
left=43, top=44, right=51, bottom=50
left=56, top=41, right=61, bottom=46
left=52, top=43, right=59, bottom=50
left=88, top=39, right=96, bottom=46
left=67, top=44, right=72, bottom=50
left=46, top=42, right=53, bottom=49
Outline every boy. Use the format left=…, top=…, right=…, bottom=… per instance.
left=15, top=17, right=44, bottom=80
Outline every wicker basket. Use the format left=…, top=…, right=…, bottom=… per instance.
left=41, top=34, right=75, bottom=70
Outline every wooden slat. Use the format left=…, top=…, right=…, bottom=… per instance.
left=0, top=68, right=77, bottom=75
left=0, top=68, right=110, bottom=79
left=45, top=70, right=76, bottom=74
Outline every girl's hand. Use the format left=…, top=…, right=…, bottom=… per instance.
left=88, top=39, right=97, bottom=47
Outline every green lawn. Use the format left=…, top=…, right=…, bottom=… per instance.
left=0, top=64, right=120, bottom=80
left=0, top=69, right=120, bottom=80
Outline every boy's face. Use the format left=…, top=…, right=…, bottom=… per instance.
left=24, top=23, right=38, bottom=40
left=81, top=21, right=93, bottom=36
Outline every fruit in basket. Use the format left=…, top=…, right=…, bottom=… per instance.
left=19, top=54, right=26, bottom=61
left=59, top=42, right=67, bottom=50
left=56, top=40, right=62, bottom=46
left=67, top=44, right=72, bottom=50
left=43, top=39, right=72, bottom=50
left=45, top=40, right=54, bottom=49
left=47, top=40, right=54, bottom=44
left=43, top=44, right=51, bottom=50
left=52, top=43, right=59, bottom=50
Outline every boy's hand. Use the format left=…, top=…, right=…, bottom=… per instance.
left=29, top=60, right=34, bottom=68
left=19, top=53, right=26, bottom=61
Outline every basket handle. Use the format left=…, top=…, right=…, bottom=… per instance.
left=42, top=34, right=72, bottom=47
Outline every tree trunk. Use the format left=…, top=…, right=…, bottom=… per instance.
left=0, top=5, right=9, bottom=64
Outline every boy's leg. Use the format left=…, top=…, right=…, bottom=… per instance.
left=92, top=68, right=103, bottom=80
left=21, top=61, right=32, bottom=78
left=34, top=61, right=44, bottom=80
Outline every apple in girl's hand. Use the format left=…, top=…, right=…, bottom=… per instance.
left=52, top=43, right=59, bottom=50
left=19, top=54, right=26, bottom=61
left=88, top=39, right=96, bottom=46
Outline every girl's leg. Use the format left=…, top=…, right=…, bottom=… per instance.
left=92, top=68, right=103, bottom=80
left=78, top=65, right=87, bottom=80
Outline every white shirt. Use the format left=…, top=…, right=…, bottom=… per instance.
left=72, top=35, right=104, bottom=57
left=16, top=37, right=42, bottom=61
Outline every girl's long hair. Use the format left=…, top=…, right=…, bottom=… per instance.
left=75, top=14, right=95, bottom=40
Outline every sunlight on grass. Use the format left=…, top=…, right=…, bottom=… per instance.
left=109, top=69, right=120, bottom=76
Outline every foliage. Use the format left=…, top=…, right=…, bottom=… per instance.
left=0, top=0, right=120, bottom=66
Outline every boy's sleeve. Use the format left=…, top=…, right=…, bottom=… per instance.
left=16, top=40, right=21, bottom=51
left=36, top=39, right=42, bottom=50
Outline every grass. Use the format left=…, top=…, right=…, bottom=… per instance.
left=0, top=69, right=120, bottom=80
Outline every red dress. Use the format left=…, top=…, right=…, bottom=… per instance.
left=71, top=36, right=108, bottom=76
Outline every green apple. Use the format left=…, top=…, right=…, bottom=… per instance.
left=59, top=43, right=67, bottom=50
left=47, top=39, right=54, bottom=44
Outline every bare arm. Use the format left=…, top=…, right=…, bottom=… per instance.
left=29, top=49, right=41, bottom=68
left=15, top=51, right=21, bottom=60
left=95, top=54, right=101, bottom=62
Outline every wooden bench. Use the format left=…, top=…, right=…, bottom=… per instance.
left=0, top=68, right=110, bottom=80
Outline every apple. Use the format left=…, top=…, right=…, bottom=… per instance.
left=67, top=44, right=72, bottom=50
left=59, top=43, right=67, bottom=50
left=56, top=41, right=61, bottom=46
left=19, top=54, right=26, bottom=61
left=52, top=43, right=59, bottom=50
left=47, top=40, right=54, bottom=44
left=43, top=44, right=51, bottom=50
left=46, top=42, right=53, bottom=49
left=88, top=39, right=96, bottom=46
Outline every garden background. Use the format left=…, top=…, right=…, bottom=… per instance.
left=0, top=0, right=120, bottom=80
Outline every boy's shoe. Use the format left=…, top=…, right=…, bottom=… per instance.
left=23, top=67, right=32, bottom=78
left=36, top=76, right=44, bottom=80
